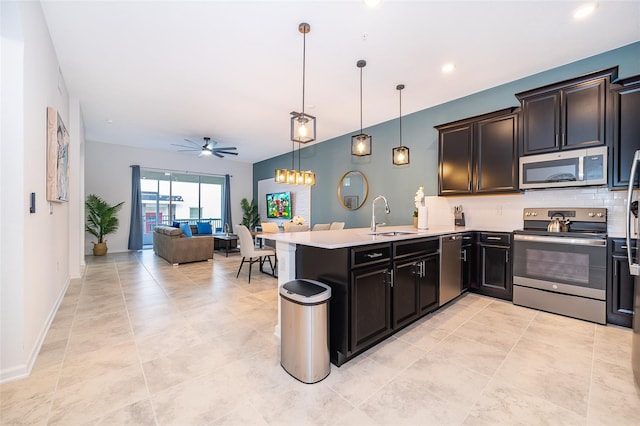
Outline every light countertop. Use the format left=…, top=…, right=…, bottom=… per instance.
left=260, top=225, right=516, bottom=249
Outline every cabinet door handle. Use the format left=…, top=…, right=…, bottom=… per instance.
left=614, top=260, right=617, bottom=277
left=389, top=269, right=394, bottom=288
left=420, top=260, right=425, bottom=278
left=555, top=134, right=559, bottom=148
left=462, top=249, right=467, bottom=262
left=487, top=236, right=501, bottom=241
left=505, top=251, right=509, bottom=263
left=366, top=252, right=383, bottom=259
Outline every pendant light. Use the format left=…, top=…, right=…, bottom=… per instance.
left=275, top=22, right=316, bottom=186
left=352, top=60, right=372, bottom=156
left=392, top=84, right=410, bottom=165
left=290, top=23, right=316, bottom=144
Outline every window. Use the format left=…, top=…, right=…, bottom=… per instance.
left=140, top=169, right=225, bottom=246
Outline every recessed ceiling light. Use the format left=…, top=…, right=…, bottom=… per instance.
left=441, top=63, right=456, bottom=74
left=573, top=3, right=598, bottom=20
left=363, top=0, right=382, bottom=8
left=106, top=118, right=113, bottom=124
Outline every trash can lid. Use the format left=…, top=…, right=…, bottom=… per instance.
left=280, top=279, right=331, bottom=305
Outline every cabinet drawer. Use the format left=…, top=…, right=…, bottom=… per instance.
left=479, top=232, right=511, bottom=245
left=393, top=238, right=439, bottom=259
left=611, top=238, right=637, bottom=255
left=351, top=244, right=391, bottom=268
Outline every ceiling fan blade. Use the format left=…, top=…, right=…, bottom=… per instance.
left=183, top=139, right=203, bottom=147
left=213, top=152, right=224, bottom=158
left=172, top=144, right=202, bottom=150
left=213, top=146, right=237, bottom=151
left=177, top=149, right=201, bottom=152
left=215, top=151, right=238, bottom=156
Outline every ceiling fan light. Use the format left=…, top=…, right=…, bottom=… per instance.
left=200, top=149, right=212, bottom=156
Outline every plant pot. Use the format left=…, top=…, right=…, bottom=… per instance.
left=413, top=217, right=418, bottom=228
left=93, top=242, right=108, bottom=256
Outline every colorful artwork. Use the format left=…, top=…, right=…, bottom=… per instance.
left=47, top=107, right=69, bottom=202
left=266, top=192, right=291, bottom=219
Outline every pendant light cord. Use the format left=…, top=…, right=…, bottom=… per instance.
left=302, top=30, right=306, bottom=117
left=360, top=67, right=364, bottom=133
left=399, top=87, right=403, bottom=146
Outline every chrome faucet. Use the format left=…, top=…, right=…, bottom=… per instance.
left=371, top=195, right=391, bottom=233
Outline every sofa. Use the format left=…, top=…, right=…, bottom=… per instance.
left=153, top=225, right=214, bottom=265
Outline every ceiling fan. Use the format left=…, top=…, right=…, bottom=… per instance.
left=171, top=137, right=238, bottom=158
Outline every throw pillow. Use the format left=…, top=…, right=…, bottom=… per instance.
left=196, top=221, right=212, bottom=235
left=172, top=221, right=180, bottom=228
left=179, top=223, right=193, bottom=238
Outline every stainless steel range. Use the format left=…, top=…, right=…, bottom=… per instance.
left=513, top=207, right=607, bottom=324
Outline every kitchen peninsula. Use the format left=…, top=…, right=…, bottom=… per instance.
left=263, top=225, right=514, bottom=366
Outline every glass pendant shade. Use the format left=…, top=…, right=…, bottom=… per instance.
left=275, top=168, right=287, bottom=183
left=351, top=133, right=372, bottom=156
left=303, top=171, right=316, bottom=186
left=392, top=84, right=410, bottom=165
left=290, top=112, right=316, bottom=143
left=274, top=23, right=316, bottom=187
left=286, top=169, right=297, bottom=184
left=392, top=146, right=410, bottom=165
left=351, top=59, right=371, bottom=157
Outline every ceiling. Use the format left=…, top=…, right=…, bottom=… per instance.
left=40, top=0, right=640, bottom=164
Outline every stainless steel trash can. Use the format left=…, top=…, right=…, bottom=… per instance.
left=279, top=279, right=331, bottom=384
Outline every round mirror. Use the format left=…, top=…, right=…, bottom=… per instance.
left=338, top=171, right=369, bottom=210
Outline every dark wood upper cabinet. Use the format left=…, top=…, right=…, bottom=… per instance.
left=520, top=92, right=560, bottom=153
left=438, top=123, right=473, bottom=195
left=437, top=108, right=519, bottom=196
left=476, top=113, right=519, bottom=193
left=610, top=75, right=640, bottom=189
left=516, top=68, right=616, bottom=156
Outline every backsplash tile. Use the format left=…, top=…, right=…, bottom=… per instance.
left=425, top=187, right=633, bottom=237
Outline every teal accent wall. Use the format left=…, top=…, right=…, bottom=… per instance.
left=253, top=42, right=640, bottom=228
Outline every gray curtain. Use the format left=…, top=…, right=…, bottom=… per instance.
left=128, top=165, right=143, bottom=250
left=222, top=174, right=233, bottom=233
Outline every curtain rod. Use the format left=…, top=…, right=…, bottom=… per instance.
left=131, top=165, right=232, bottom=178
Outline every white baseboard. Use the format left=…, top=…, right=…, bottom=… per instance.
left=0, top=276, right=70, bottom=384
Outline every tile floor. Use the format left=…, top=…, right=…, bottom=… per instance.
left=1, top=250, right=639, bottom=425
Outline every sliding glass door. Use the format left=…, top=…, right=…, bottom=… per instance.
left=140, top=169, right=224, bottom=247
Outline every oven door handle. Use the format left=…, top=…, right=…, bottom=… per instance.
left=514, top=234, right=606, bottom=247
left=626, top=149, right=640, bottom=276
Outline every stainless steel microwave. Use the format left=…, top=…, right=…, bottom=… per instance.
left=519, top=146, right=607, bottom=190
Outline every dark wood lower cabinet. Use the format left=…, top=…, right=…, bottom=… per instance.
left=418, top=252, right=439, bottom=315
left=472, top=233, right=512, bottom=301
left=392, top=259, right=420, bottom=329
left=296, top=238, right=440, bottom=366
left=350, top=266, right=392, bottom=353
left=608, top=238, right=636, bottom=328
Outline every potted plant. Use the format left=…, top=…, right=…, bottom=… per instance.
left=240, top=198, right=260, bottom=231
left=85, top=194, right=124, bottom=256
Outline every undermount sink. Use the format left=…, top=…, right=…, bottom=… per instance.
left=368, top=230, right=417, bottom=237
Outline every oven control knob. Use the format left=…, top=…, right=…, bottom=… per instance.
left=596, top=212, right=604, bottom=217
left=588, top=212, right=595, bottom=217
left=552, top=284, right=558, bottom=290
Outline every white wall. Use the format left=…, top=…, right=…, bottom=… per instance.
left=257, top=179, right=311, bottom=227
left=1, top=1, right=79, bottom=382
left=84, top=140, right=253, bottom=253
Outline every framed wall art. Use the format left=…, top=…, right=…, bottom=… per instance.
left=46, top=106, right=69, bottom=202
